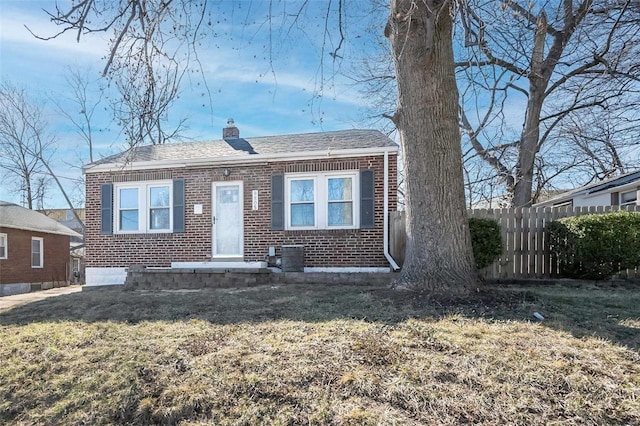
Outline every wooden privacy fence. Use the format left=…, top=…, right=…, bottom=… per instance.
left=389, top=205, right=640, bottom=280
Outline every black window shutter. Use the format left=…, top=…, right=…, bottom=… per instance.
left=271, top=174, right=285, bottom=230
left=173, top=179, right=185, bottom=233
left=100, top=183, right=113, bottom=234
left=360, top=170, right=375, bottom=229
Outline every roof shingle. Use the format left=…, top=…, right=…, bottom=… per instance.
left=87, top=129, right=397, bottom=167
left=0, top=201, right=83, bottom=238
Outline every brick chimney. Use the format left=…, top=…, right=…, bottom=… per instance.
left=223, top=118, right=239, bottom=139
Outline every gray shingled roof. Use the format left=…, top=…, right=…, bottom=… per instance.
left=534, top=170, right=640, bottom=206
left=88, top=129, right=397, bottom=167
left=0, top=201, right=83, bottom=238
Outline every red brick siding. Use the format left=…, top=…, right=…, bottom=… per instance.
left=0, top=227, right=71, bottom=284
left=85, top=154, right=398, bottom=268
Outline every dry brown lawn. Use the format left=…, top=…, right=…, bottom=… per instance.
left=1, top=282, right=639, bottom=425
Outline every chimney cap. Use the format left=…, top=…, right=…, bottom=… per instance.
left=227, top=118, right=235, bottom=126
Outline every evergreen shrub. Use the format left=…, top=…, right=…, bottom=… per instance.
left=546, top=211, right=640, bottom=280
left=469, top=218, right=503, bottom=269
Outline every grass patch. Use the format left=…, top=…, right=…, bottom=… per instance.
left=1, top=283, right=639, bottom=424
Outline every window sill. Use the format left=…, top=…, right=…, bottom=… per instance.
left=284, top=228, right=362, bottom=235
left=114, top=230, right=173, bottom=235
left=112, top=232, right=177, bottom=240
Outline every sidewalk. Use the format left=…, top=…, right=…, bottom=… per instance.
left=0, top=286, right=83, bottom=311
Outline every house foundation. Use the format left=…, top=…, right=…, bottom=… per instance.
left=123, top=265, right=394, bottom=290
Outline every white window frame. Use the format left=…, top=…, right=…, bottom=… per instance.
left=0, top=233, right=7, bottom=259
left=114, top=180, right=173, bottom=234
left=285, top=171, right=360, bottom=230
left=286, top=175, right=318, bottom=230
left=620, top=190, right=638, bottom=206
left=31, top=237, right=43, bottom=268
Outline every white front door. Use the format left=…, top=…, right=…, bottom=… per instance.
left=212, top=181, right=243, bottom=258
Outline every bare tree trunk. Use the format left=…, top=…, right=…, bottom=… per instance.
left=24, top=173, right=33, bottom=210
left=512, top=13, right=548, bottom=207
left=387, top=0, right=478, bottom=295
left=513, top=84, right=545, bottom=207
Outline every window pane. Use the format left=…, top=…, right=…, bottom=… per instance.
left=291, top=179, right=314, bottom=202
left=328, top=178, right=352, bottom=201
left=31, top=240, right=41, bottom=267
left=120, top=210, right=139, bottom=230
left=621, top=191, right=637, bottom=203
left=150, top=186, right=170, bottom=207
left=291, top=203, right=315, bottom=226
left=328, top=202, right=353, bottom=226
left=150, top=208, right=170, bottom=230
left=120, top=188, right=138, bottom=209
left=218, top=187, right=239, bottom=204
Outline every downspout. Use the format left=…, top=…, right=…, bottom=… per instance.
left=384, top=151, right=401, bottom=271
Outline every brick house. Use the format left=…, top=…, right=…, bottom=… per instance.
left=83, top=122, right=400, bottom=286
left=0, top=201, right=83, bottom=296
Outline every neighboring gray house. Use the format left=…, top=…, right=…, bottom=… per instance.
left=534, top=170, right=640, bottom=208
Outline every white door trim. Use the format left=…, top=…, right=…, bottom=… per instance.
left=212, top=181, right=244, bottom=258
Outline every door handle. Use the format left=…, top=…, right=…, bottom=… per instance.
left=213, top=216, right=216, bottom=224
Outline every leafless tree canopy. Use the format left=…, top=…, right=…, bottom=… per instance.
left=33, top=0, right=363, bottom=147
left=30, top=0, right=213, bottom=147
left=0, top=83, right=51, bottom=209
left=53, top=68, right=107, bottom=164
left=458, top=0, right=640, bottom=206
left=0, top=82, right=86, bottom=226
left=351, top=0, right=640, bottom=207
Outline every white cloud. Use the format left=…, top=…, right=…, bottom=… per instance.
left=0, top=5, right=108, bottom=60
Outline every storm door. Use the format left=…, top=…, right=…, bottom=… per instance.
left=212, top=182, right=243, bottom=257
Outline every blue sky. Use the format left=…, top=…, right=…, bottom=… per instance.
left=0, top=1, right=383, bottom=208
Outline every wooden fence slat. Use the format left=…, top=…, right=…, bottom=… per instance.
left=513, top=208, right=522, bottom=278
left=500, top=208, right=508, bottom=279
left=527, top=206, right=537, bottom=278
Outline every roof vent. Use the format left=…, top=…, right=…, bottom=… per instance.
left=223, top=118, right=239, bottom=139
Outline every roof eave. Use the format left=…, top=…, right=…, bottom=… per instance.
left=83, top=146, right=399, bottom=174
left=534, top=179, right=640, bottom=207
left=0, top=223, right=83, bottom=238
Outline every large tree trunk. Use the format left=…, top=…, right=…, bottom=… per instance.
left=387, top=0, right=479, bottom=295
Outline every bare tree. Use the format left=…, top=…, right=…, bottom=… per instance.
left=54, top=67, right=106, bottom=163
left=37, top=0, right=480, bottom=295
left=350, top=0, right=640, bottom=207
left=31, top=0, right=203, bottom=147
left=457, top=0, right=640, bottom=206
left=106, top=35, right=190, bottom=147
left=0, top=82, right=85, bottom=229
left=0, top=82, right=49, bottom=209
